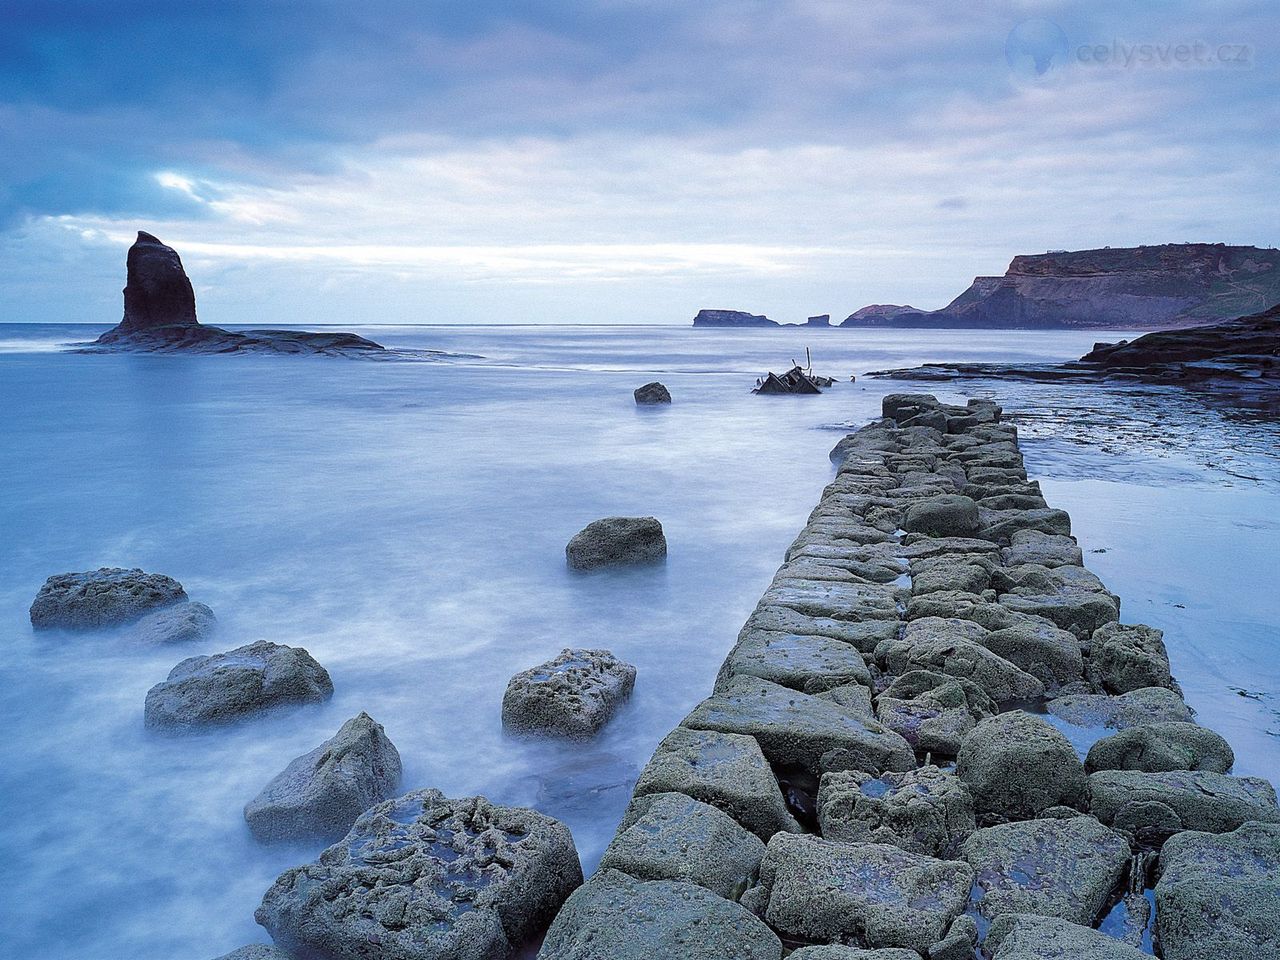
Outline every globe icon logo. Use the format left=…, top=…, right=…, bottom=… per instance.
left=1005, top=19, right=1070, bottom=77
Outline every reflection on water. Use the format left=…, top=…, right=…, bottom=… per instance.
left=0, top=323, right=1275, bottom=959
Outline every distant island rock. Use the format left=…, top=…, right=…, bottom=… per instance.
left=692, top=309, right=779, bottom=328
left=804, top=314, right=831, bottom=327
left=82, top=231, right=385, bottom=356
left=841, top=244, right=1280, bottom=330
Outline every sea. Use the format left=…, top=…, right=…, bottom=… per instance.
left=0, top=323, right=1276, bottom=959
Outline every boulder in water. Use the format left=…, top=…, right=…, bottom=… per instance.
left=132, top=600, right=217, bottom=644
left=634, top=381, right=672, bottom=404
left=502, top=648, right=636, bottom=738
left=257, top=789, right=582, bottom=960
left=244, top=712, right=402, bottom=843
left=566, top=517, right=666, bottom=570
left=30, top=568, right=188, bottom=630
left=144, top=640, right=333, bottom=728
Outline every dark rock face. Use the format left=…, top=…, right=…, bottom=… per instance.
left=844, top=244, right=1280, bottom=330
left=244, top=712, right=402, bottom=844
left=634, top=381, right=672, bottom=404
left=30, top=568, right=188, bottom=630
left=117, top=230, right=198, bottom=332
left=691, top=309, right=779, bottom=328
left=144, top=640, right=333, bottom=728
left=258, top=789, right=583, bottom=960
left=804, top=314, right=831, bottom=327
left=566, top=517, right=667, bottom=570
left=88, top=232, right=384, bottom=356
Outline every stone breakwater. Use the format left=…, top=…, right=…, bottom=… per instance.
left=536, top=393, right=1280, bottom=960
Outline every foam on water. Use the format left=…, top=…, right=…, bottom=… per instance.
left=0, top=323, right=1276, bottom=959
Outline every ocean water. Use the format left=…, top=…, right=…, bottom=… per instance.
left=0, top=323, right=1276, bottom=960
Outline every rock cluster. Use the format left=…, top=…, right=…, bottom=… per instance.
left=535, top=392, right=1279, bottom=958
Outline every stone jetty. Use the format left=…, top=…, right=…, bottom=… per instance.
left=535, top=393, right=1280, bottom=959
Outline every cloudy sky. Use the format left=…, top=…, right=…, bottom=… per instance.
left=0, top=0, right=1274, bottom=325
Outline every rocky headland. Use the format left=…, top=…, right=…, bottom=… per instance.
left=692, top=309, right=780, bottom=328
left=842, top=244, right=1280, bottom=330
left=867, top=302, right=1280, bottom=407
left=692, top=244, right=1280, bottom=332
left=80, top=232, right=385, bottom=356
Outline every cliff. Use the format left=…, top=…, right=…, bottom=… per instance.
left=692, top=309, right=779, bottom=328
left=841, top=243, right=1280, bottom=330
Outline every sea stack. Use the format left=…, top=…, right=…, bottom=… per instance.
left=118, top=231, right=199, bottom=333
left=86, top=231, right=384, bottom=355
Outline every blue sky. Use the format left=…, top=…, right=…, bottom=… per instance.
left=0, top=0, right=1274, bottom=324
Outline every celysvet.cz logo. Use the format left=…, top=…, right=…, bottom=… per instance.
left=1005, top=19, right=1253, bottom=78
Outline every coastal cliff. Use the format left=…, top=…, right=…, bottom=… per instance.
left=692, top=309, right=779, bottom=328
left=841, top=243, right=1280, bottom=330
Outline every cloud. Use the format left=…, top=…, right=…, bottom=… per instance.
left=0, top=0, right=1275, bottom=323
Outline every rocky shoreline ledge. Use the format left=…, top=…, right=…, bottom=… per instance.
left=866, top=305, right=1280, bottom=411
left=536, top=392, right=1278, bottom=959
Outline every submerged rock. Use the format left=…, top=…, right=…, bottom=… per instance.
left=502, top=648, right=636, bottom=739
left=985, top=913, right=1148, bottom=960
left=538, top=868, right=781, bottom=959
left=30, top=567, right=187, bottom=630
left=1084, top=722, right=1234, bottom=774
left=144, top=640, right=333, bottom=729
left=1154, top=821, right=1280, bottom=960
left=132, top=600, right=217, bottom=644
left=817, top=764, right=975, bottom=856
left=956, top=712, right=1086, bottom=822
left=962, top=815, right=1129, bottom=926
left=258, top=789, right=583, bottom=960
left=601, top=792, right=765, bottom=898
left=244, top=712, right=402, bottom=844
left=565, top=517, right=667, bottom=570
left=633, top=381, right=672, bottom=404
left=754, top=833, right=973, bottom=953
left=632, top=726, right=801, bottom=839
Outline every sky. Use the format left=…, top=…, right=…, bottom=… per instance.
left=0, top=0, right=1275, bottom=325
